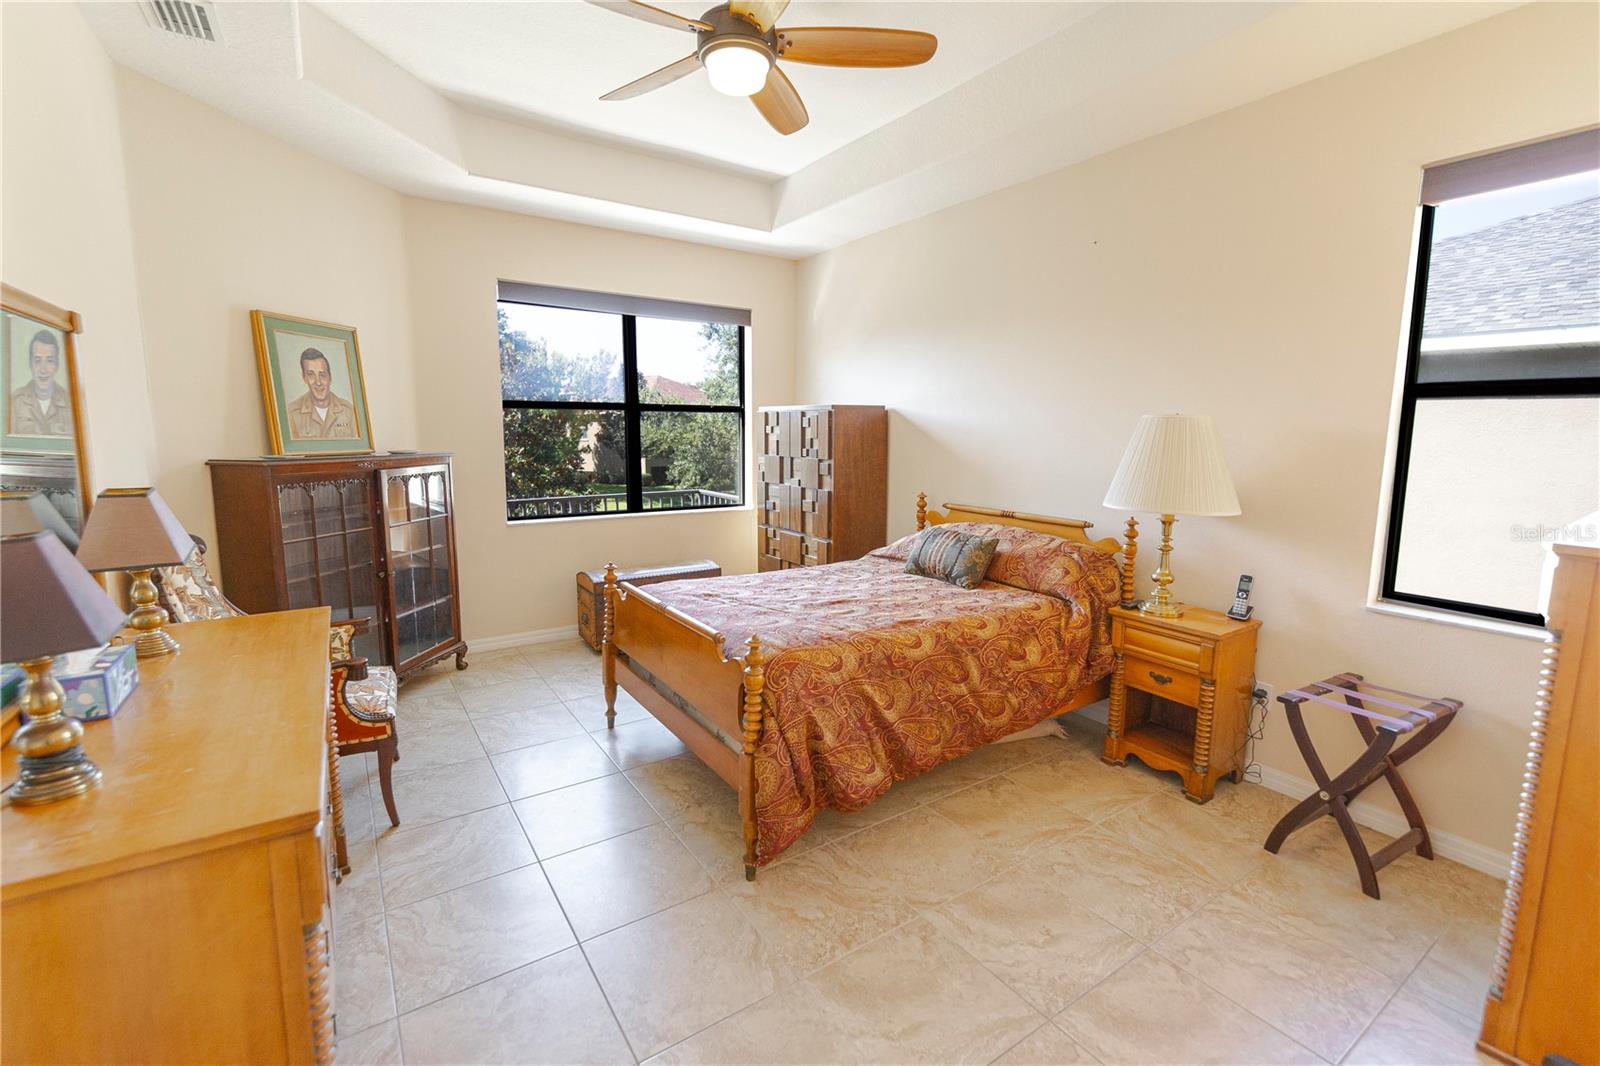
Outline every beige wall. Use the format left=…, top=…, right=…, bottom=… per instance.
left=1, top=2, right=157, bottom=488
left=402, top=198, right=795, bottom=643
left=794, top=2, right=1599, bottom=861
left=111, top=71, right=422, bottom=562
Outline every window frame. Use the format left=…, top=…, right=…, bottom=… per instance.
left=498, top=297, right=747, bottom=522
left=1380, top=203, right=1600, bottom=627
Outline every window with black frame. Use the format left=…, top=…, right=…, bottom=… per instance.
left=1383, top=132, right=1600, bottom=627
left=496, top=283, right=748, bottom=521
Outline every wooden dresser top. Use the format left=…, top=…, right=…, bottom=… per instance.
left=2, top=609, right=331, bottom=902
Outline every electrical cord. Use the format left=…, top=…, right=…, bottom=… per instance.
left=1227, top=675, right=1269, bottom=784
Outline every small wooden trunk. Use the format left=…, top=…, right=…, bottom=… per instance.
left=576, top=560, right=722, bottom=650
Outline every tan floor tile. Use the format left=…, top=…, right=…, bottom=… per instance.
left=928, top=869, right=1142, bottom=1015
left=932, top=774, right=1093, bottom=855
left=571, top=690, right=652, bottom=730
left=992, top=1022, right=1102, bottom=1065
left=376, top=755, right=507, bottom=834
left=808, top=919, right=1043, bottom=1065
left=1229, top=852, right=1438, bottom=981
left=1195, top=777, right=1299, bottom=838
left=886, top=737, right=1053, bottom=804
left=451, top=649, right=541, bottom=690
left=399, top=692, right=475, bottom=731
left=1342, top=987, right=1494, bottom=1065
left=589, top=716, right=690, bottom=770
left=339, top=750, right=377, bottom=794
left=1402, top=916, right=1498, bottom=1018
left=645, top=980, right=867, bottom=1065
left=1028, top=826, right=1224, bottom=943
left=1154, top=893, right=1395, bottom=1061
left=1056, top=952, right=1321, bottom=1065
left=513, top=774, right=661, bottom=858
left=400, top=947, right=632, bottom=1065
left=340, top=782, right=377, bottom=846
left=390, top=715, right=486, bottom=781
left=831, top=809, right=1009, bottom=909
left=335, top=839, right=385, bottom=925
left=724, top=846, right=919, bottom=973
left=1002, top=757, right=1159, bottom=823
left=376, top=805, right=535, bottom=907
left=666, top=795, right=764, bottom=881
left=334, top=913, right=395, bottom=1034
left=491, top=734, right=618, bottom=800
left=1100, top=793, right=1270, bottom=886
left=385, top=864, right=576, bottom=1013
left=522, top=639, right=598, bottom=673
left=471, top=702, right=586, bottom=754
left=542, top=823, right=713, bottom=939
left=457, top=676, right=564, bottom=719
left=585, top=892, right=787, bottom=1059
left=546, top=671, right=606, bottom=702
left=625, top=753, right=734, bottom=822
left=399, top=663, right=457, bottom=699
left=336, top=1020, right=402, bottom=1065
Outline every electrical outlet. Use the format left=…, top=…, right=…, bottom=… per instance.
left=1253, top=680, right=1275, bottom=705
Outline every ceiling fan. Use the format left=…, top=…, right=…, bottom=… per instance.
left=589, top=1, right=938, bottom=135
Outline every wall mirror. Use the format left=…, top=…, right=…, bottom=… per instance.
left=0, top=285, right=92, bottom=548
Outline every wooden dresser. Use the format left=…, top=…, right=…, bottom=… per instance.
left=2, top=610, right=337, bottom=1065
left=1479, top=543, right=1598, bottom=1066
left=756, top=404, right=887, bottom=570
left=208, top=453, right=467, bottom=679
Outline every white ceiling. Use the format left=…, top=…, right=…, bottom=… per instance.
left=314, top=1, right=1100, bottom=177
left=83, top=1, right=1517, bottom=257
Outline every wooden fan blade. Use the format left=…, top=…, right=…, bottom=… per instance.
left=777, top=27, right=938, bottom=67
left=588, top=1, right=712, bottom=33
left=600, top=54, right=700, bottom=100
left=729, top=0, right=789, bottom=33
left=750, top=65, right=807, bottom=135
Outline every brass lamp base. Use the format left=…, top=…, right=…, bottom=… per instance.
left=7, top=657, right=103, bottom=806
left=127, top=567, right=179, bottom=659
left=1139, top=513, right=1186, bottom=618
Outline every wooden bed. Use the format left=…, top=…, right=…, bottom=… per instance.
left=600, top=495, right=1139, bottom=879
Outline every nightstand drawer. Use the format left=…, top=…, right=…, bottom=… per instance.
left=1123, top=654, right=1201, bottom=705
left=1122, top=626, right=1210, bottom=672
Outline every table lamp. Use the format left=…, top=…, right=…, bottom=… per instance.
left=1, top=531, right=129, bottom=804
left=74, top=487, right=194, bottom=658
left=1103, top=414, right=1240, bottom=618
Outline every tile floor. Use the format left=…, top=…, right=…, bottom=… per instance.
left=333, top=641, right=1504, bottom=1066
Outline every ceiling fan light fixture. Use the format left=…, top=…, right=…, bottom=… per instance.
left=701, top=38, right=772, bottom=96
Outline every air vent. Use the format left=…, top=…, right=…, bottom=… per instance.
left=140, top=0, right=221, bottom=43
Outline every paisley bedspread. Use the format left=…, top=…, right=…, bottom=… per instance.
left=643, top=523, right=1122, bottom=865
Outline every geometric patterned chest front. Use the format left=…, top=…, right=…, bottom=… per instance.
left=756, top=404, right=887, bottom=571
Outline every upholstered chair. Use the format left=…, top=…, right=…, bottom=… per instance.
left=154, top=535, right=401, bottom=876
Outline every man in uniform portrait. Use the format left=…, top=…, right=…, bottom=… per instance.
left=285, top=346, right=358, bottom=440
left=9, top=329, right=73, bottom=437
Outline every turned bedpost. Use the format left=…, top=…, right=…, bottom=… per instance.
left=1120, top=517, right=1139, bottom=608
left=916, top=492, right=927, bottom=532
left=740, top=634, right=765, bottom=882
left=602, top=562, right=618, bottom=730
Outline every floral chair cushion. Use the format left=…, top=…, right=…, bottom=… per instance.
left=343, top=666, right=398, bottom=725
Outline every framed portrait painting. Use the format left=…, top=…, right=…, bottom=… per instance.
left=251, top=311, right=374, bottom=455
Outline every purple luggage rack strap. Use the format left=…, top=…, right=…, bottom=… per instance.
left=1283, top=674, right=1460, bottom=732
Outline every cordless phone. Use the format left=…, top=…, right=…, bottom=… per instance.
left=1227, top=575, right=1254, bottom=620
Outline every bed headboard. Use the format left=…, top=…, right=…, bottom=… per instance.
left=915, top=492, right=1138, bottom=605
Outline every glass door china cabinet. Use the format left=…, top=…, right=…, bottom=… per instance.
left=207, top=454, right=468, bottom=678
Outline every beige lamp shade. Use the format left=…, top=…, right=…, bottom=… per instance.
left=75, top=487, right=195, bottom=572
left=0, top=531, right=129, bottom=662
left=1103, top=414, right=1241, bottom=517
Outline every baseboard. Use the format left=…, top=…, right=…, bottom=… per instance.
left=1254, top=764, right=1509, bottom=880
left=467, top=625, right=580, bottom=653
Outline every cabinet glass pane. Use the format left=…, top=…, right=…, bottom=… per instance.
left=278, top=478, right=382, bottom=663
left=383, top=469, right=456, bottom=667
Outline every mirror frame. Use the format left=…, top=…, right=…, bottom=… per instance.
left=0, top=283, right=93, bottom=533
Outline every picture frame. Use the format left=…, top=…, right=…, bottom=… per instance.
left=251, top=310, right=375, bottom=456
left=1, top=284, right=93, bottom=541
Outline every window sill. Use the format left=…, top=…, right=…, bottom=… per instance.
left=1366, top=599, right=1550, bottom=642
left=505, top=504, right=754, bottom=527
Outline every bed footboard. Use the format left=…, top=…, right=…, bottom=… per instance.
left=601, top=564, right=767, bottom=879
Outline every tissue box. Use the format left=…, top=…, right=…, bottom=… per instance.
left=43, top=643, right=139, bottom=722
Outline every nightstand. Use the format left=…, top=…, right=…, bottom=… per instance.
left=1102, top=604, right=1261, bottom=803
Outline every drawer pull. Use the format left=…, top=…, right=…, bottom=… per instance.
left=1148, top=671, right=1174, bottom=686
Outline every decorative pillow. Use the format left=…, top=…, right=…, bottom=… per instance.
left=903, top=527, right=1000, bottom=590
